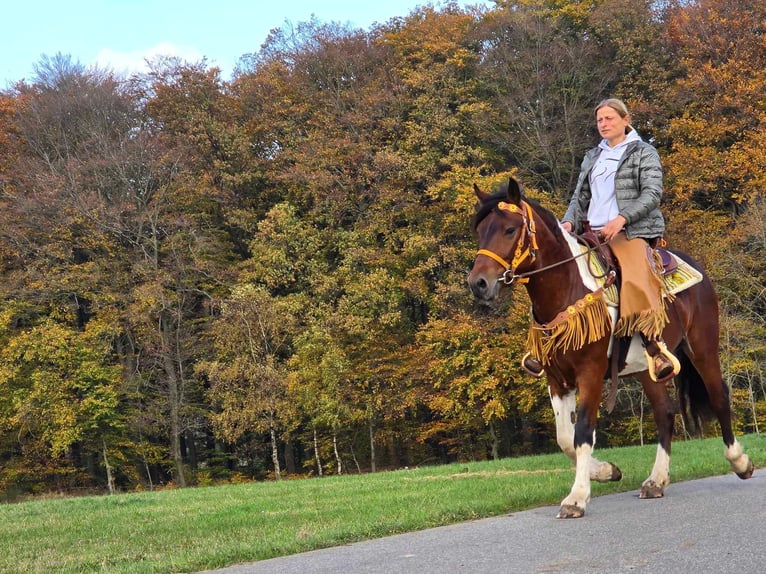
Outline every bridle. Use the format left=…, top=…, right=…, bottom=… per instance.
left=476, top=200, right=538, bottom=285
left=475, top=200, right=611, bottom=285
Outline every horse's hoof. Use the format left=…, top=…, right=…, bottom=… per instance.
left=610, top=464, right=622, bottom=482
left=557, top=504, right=585, bottom=519
left=639, top=481, right=665, bottom=499
left=736, top=458, right=755, bottom=480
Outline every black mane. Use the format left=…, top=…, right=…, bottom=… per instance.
left=472, top=190, right=507, bottom=230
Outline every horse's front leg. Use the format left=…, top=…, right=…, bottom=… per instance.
left=557, top=400, right=594, bottom=518
left=549, top=388, right=622, bottom=483
left=550, top=382, right=619, bottom=519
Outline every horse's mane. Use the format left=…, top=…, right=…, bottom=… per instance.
left=473, top=188, right=563, bottom=241
left=527, top=197, right=564, bottom=240
left=472, top=190, right=507, bottom=230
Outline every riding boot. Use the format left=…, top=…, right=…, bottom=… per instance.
left=642, top=337, right=680, bottom=384
left=521, top=352, right=544, bottom=377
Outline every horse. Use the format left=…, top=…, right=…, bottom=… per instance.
left=467, top=177, right=754, bottom=519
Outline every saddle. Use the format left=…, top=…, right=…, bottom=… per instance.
left=577, top=222, right=618, bottom=279
left=575, top=221, right=677, bottom=283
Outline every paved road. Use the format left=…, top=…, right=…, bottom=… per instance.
left=201, top=473, right=765, bottom=574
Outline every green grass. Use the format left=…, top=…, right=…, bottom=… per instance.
left=1, top=434, right=764, bottom=573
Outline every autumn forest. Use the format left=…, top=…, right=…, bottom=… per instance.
left=0, top=0, right=764, bottom=498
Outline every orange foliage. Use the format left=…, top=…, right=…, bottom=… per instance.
left=664, top=0, right=766, bottom=209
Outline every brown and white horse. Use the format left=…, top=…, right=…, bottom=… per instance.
left=468, top=177, right=754, bottom=518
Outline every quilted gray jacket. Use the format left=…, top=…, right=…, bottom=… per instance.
left=562, top=139, right=665, bottom=240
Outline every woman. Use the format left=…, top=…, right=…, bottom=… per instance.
left=523, top=98, right=679, bottom=383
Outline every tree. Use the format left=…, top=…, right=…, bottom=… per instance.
left=586, top=0, right=682, bottom=138
left=199, top=284, right=296, bottom=479
left=0, top=60, right=148, bottom=492
left=287, top=328, right=354, bottom=475
left=119, top=59, right=243, bottom=487
left=234, top=19, right=402, bottom=227
left=472, top=2, right=609, bottom=196
left=0, top=305, right=125, bottom=493
left=663, top=0, right=766, bottom=212
left=3, top=56, right=240, bottom=490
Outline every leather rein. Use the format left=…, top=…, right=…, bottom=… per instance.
left=476, top=200, right=614, bottom=286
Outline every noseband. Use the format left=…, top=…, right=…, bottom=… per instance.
left=476, top=200, right=538, bottom=285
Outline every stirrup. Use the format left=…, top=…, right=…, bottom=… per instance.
left=644, top=341, right=680, bottom=383
left=521, top=353, right=544, bottom=378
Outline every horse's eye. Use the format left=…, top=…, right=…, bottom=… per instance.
left=504, top=226, right=518, bottom=237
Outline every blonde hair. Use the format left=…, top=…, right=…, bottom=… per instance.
left=594, top=98, right=630, bottom=119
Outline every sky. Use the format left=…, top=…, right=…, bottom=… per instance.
left=1, top=0, right=492, bottom=87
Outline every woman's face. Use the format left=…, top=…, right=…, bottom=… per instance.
left=596, top=105, right=631, bottom=145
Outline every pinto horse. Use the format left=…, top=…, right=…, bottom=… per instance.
left=468, top=177, right=754, bottom=518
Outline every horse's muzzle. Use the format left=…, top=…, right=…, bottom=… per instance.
left=468, top=270, right=500, bottom=301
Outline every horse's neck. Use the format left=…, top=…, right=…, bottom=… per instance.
left=526, top=224, right=590, bottom=324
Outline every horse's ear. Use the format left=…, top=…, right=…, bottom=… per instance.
left=507, top=177, right=523, bottom=205
left=473, top=183, right=491, bottom=203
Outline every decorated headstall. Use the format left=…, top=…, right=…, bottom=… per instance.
left=476, top=200, right=539, bottom=284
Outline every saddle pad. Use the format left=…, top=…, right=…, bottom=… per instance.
left=574, top=244, right=619, bottom=305
left=576, top=244, right=703, bottom=304
left=663, top=252, right=704, bottom=294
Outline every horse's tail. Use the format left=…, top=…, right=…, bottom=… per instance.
left=675, top=346, right=725, bottom=434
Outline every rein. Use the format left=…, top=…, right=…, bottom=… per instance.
left=476, top=200, right=615, bottom=286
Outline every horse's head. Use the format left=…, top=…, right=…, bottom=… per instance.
left=468, top=177, right=538, bottom=301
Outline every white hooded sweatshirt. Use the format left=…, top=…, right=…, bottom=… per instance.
left=587, top=128, right=643, bottom=229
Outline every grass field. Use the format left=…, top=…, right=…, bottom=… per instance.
left=1, top=434, right=764, bottom=573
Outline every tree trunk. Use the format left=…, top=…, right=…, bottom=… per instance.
left=164, top=352, right=186, bottom=487
left=185, top=430, right=198, bottom=471
left=139, top=446, right=154, bottom=491
left=746, top=371, right=759, bottom=434
left=369, top=419, right=376, bottom=473
left=270, top=425, right=281, bottom=480
left=102, top=437, right=114, bottom=495
left=489, top=421, right=499, bottom=461
left=313, top=427, right=323, bottom=477
left=333, top=431, right=342, bottom=475
left=349, top=441, right=361, bottom=473
left=138, top=430, right=155, bottom=491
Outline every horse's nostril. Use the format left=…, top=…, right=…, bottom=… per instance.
left=469, top=275, right=488, bottom=298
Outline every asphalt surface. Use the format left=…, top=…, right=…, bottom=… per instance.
left=200, top=472, right=765, bottom=574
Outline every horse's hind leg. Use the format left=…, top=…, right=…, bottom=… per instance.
left=681, top=344, right=754, bottom=479
left=714, top=383, right=754, bottom=479
left=639, top=375, right=675, bottom=498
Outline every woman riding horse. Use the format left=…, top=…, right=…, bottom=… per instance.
left=524, top=99, right=678, bottom=384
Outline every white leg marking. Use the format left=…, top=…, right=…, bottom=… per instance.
left=589, top=454, right=617, bottom=482
left=587, top=429, right=613, bottom=481
left=550, top=390, right=614, bottom=481
left=643, top=444, right=670, bottom=490
left=725, top=441, right=751, bottom=475
left=550, top=390, right=576, bottom=461
left=560, top=443, right=592, bottom=514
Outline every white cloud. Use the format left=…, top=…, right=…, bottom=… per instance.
left=93, top=42, right=205, bottom=77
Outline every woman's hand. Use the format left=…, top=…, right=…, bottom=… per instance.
left=562, top=221, right=573, bottom=233
left=599, top=215, right=627, bottom=242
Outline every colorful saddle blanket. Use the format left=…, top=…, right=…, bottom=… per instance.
left=577, top=244, right=704, bottom=307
